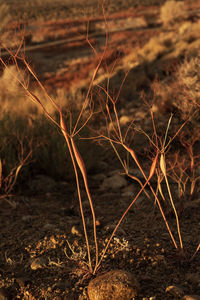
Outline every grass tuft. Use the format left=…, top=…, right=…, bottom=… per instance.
left=160, top=0, right=186, bottom=27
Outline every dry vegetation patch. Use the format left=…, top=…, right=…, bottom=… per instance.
left=160, top=0, right=186, bottom=27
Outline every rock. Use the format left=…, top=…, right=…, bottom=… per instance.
left=165, top=285, right=184, bottom=297
left=182, top=296, right=200, bottom=300
left=43, top=223, right=55, bottom=231
left=121, top=184, right=136, bottom=197
left=22, top=215, right=33, bottom=222
left=101, top=174, right=127, bottom=190
left=71, top=225, right=82, bottom=237
left=92, top=173, right=106, bottom=182
left=119, top=115, right=132, bottom=126
left=30, top=256, right=48, bottom=270
left=87, top=269, right=139, bottom=300
left=128, top=168, right=145, bottom=180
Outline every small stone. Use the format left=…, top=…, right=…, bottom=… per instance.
left=119, top=115, right=132, bottom=126
left=121, top=185, right=136, bottom=197
left=165, top=285, right=184, bottom=297
left=71, top=225, right=82, bottom=237
left=43, top=223, right=55, bottom=231
left=30, top=256, right=48, bottom=270
left=22, top=215, right=33, bottom=222
left=92, top=173, right=106, bottom=182
left=88, top=269, right=139, bottom=300
left=101, top=174, right=127, bottom=190
left=182, top=296, right=200, bottom=300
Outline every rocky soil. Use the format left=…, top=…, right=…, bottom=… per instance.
left=0, top=0, right=200, bottom=299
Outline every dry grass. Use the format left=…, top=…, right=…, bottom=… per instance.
left=174, top=56, right=200, bottom=119
left=160, top=0, right=186, bottom=27
left=0, top=2, right=200, bottom=277
left=0, top=1, right=12, bottom=43
left=152, top=55, right=200, bottom=121
left=0, top=63, right=98, bottom=196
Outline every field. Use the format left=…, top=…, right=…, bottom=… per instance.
left=0, top=0, right=200, bottom=299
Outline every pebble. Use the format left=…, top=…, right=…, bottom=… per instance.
left=30, top=256, right=48, bottom=270
left=71, top=225, right=82, bottom=237
left=43, top=223, right=55, bottom=231
left=22, top=215, right=33, bottom=222
left=121, top=184, right=136, bottom=197
left=87, top=269, right=139, bottom=300
left=165, top=285, right=185, bottom=297
left=92, top=173, right=106, bottom=182
left=182, top=296, right=200, bottom=300
left=101, top=174, right=127, bottom=190
left=119, top=115, right=132, bottom=126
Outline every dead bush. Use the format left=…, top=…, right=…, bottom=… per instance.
left=0, top=1, right=11, bottom=41
left=160, top=0, right=186, bottom=27
left=174, top=56, right=200, bottom=120
left=153, top=56, right=200, bottom=120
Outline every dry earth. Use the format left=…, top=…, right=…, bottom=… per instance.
left=0, top=1, right=200, bottom=299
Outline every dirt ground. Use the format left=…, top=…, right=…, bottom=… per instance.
left=0, top=165, right=200, bottom=299
left=0, top=0, right=200, bottom=299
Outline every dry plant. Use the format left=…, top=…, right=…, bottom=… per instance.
left=0, top=6, right=108, bottom=273
left=151, top=56, right=200, bottom=121
left=1, top=5, right=199, bottom=276
left=0, top=7, right=151, bottom=275
left=0, top=65, right=32, bottom=116
left=174, top=56, right=200, bottom=120
left=0, top=60, right=98, bottom=274
left=95, top=81, right=188, bottom=256
left=173, top=128, right=200, bottom=199
left=159, top=115, right=183, bottom=250
left=0, top=135, right=32, bottom=207
left=160, top=0, right=186, bottom=27
left=0, top=1, right=11, bottom=41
